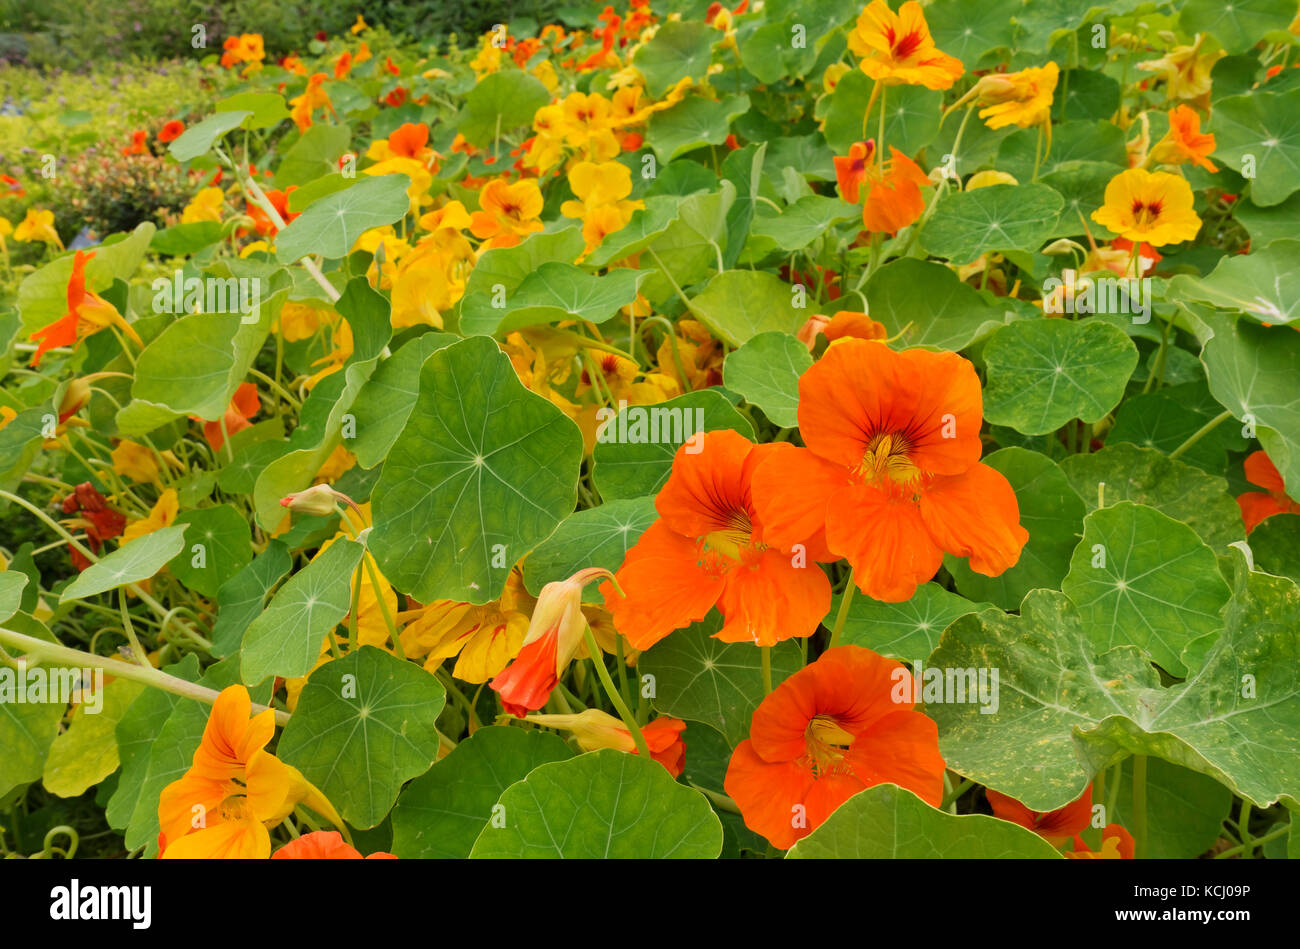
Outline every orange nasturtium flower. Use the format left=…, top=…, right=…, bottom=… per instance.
left=796, top=310, right=888, bottom=351
left=1148, top=105, right=1218, bottom=172
left=273, top=830, right=395, bottom=859
left=469, top=178, right=545, bottom=249
left=848, top=0, right=963, bottom=90
left=527, top=709, right=688, bottom=776
left=1237, top=450, right=1300, bottom=533
left=200, top=382, right=260, bottom=452
left=158, top=686, right=343, bottom=859
left=158, top=120, right=186, bottom=143
left=1067, top=824, right=1135, bottom=859
left=289, top=73, right=334, bottom=131
left=601, top=429, right=832, bottom=650
left=750, top=339, right=1028, bottom=602
left=121, top=129, right=149, bottom=156
left=835, top=141, right=931, bottom=233
left=725, top=645, right=946, bottom=850
left=1091, top=168, right=1202, bottom=247
left=986, top=784, right=1093, bottom=845
left=491, top=567, right=615, bottom=716
left=30, top=250, right=142, bottom=366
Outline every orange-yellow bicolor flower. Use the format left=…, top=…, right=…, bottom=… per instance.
left=848, top=0, right=963, bottom=90
left=158, top=686, right=342, bottom=858
left=749, top=340, right=1028, bottom=602
left=724, top=645, right=946, bottom=850
left=491, top=567, right=615, bottom=716
left=1091, top=168, right=1201, bottom=247
left=600, top=430, right=832, bottom=649
left=29, top=250, right=141, bottom=366
left=469, top=178, right=545, bottom=248
left=836, top=141, right=931, bottom=234
left=527, top=709, right=687, bottom=776
left=1148, top=105, right=1217, bottom=172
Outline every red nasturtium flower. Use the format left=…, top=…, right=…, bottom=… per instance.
left=200, top=382, right=260, bottom=452
left=836, top=141, right=932, bottom=234
left=246, top=186, right=299, bottom=236
left=986, top=784, right=1093, bottom=844
left=750, top=339, right=1028, bottom=602
left=158, top=120, right=186, bottom=143
left=1067, top=824, right=1135, bottom=859
left=725, top=645, right=946, bottom=849
left=60, top=482, right=126, bottom=570
left=272, top=831, right=396, bottom=859
left=601, top=429, right=832, bottom=650
left=30, top=250, right=143, bottom=367
left=491, top=567, right=615, bottom=716
left=1237, top=450, right=1300, bottom=533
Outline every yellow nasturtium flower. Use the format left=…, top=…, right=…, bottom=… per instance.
left=1091, top=168, right=1202, bottom=247
left=121, top=489, right=179, bottom=544
left=13, top=208, right=63, bottom=249
left=111, top=440, right=182, bottom=486
left=181, top=187, right=225, bottom=224
left=1137, top=34, right=1224, bottom=101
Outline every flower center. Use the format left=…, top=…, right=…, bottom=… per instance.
left=805, top=714, right=855, bottom=775
left=1130, top=199, right=1163, bottom=228
left=702, top=509, right=754, bottom=563
left=890, top=28, right=924, bottom=61
left=860, top=431, right=919, bottom=485
left=219, top=794, right=251, bottom=822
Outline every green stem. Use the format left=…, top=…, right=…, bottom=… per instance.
left=0, top=625, right=289, bottom=725
left=1215, top=821, right=1287, bottom=859
left=829, top=570, right=857, bottom=649
left=361, top=553, right=403, bottom=660
left=583, top=624, right=651, bottom=760
left=1132, top=754, right=1148, bottom=859
left=761, top=645, right=773, bottom=695
left=941, top=778, right=974, bottom=810
left=1169, top=410, right=1233, bottom=461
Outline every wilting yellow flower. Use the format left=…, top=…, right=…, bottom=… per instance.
left=848, top=0, right=963, bottom=90
left=961, top=62, right=1059, bottom=130
left=181, top=187, right=225, bottom=224
left=401, top=569, right=534, bottom=682
left=1137, top=34, right=1224, bottom=101
left=275, top=301, right=337, bottom=342
left=13, top=208, right=63, bottom=249
left=122, top=489, right=179, bottom=544
left=1091, top=168, right=1201, bottom=247
left=112, top=440, right=182, bottom=486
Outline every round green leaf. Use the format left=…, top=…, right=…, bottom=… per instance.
left=919, top=183, right=1063, bottom=265
left=390, top=726, right=573, bottom=858
left=864, top=257, right=1009, bottom=351
left=369, top=335, right=583, bottom=604
left=274, top=174, right=412, bottom=262
left=689, top=270, right=804, bottom=348
left=1062, top=501, right=1232, bottom=677
left=983, top=318, right=1138, bottom=435
left=722, top=331, right=813, bottom=428
left=1060, top=443, right=1245, bottom=551
left=1170, top=239, right=1300, bottom=326
left=633, top=20, right=717, bottom=98
left=1210, top=89, right=1300, bottom=206
left=647, top=95, right=750, bottom=163
left=592, top=388, right=754, bottom=500
left=638, top=612, right=803, bottom=746
left=787, top=784, right=1063, bottom=858
left=831, top=582, right=998, bottom=662
left=457, top=71, right=552, bottom=148
left=167, top=504, right=253, bottom=599
left=278, top=646, right=447, bottom=829
left=469, top=749, right=724, bottom=858
left=239, top=537, right=364, bottom=685
left=522, top=497, right=657, bottom=598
